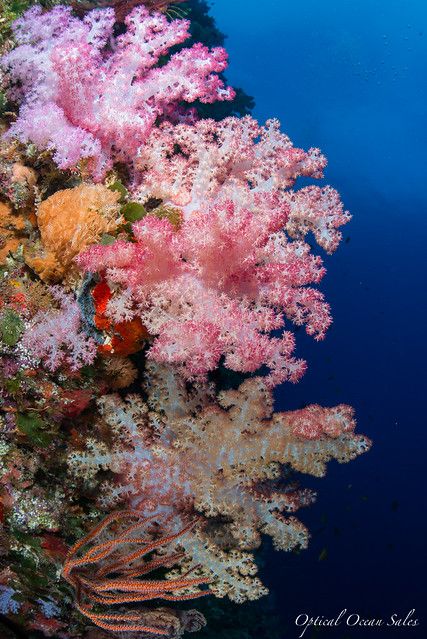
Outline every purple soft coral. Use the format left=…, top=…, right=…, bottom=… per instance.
left=1, top=5, right=234, bottom=179
left=21, top=288, right=97, bottom=372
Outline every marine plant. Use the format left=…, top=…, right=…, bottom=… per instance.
left=0, top=1, right=370, bottom=637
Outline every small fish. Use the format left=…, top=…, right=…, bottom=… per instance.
left=345, top=236, right=351, bottom=243
left=391, top=500, right=399, bottom=512
left=318, top=547, right=328, bottom=562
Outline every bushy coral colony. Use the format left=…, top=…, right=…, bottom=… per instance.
left=0, top=1, right=370, bottom=637
left=2, top=3, right=234, bottom=178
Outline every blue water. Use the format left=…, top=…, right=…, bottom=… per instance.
left=210, top=1, right=427, bottom=636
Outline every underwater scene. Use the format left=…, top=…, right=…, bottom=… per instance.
left=0, top=0, right=425, bottom=638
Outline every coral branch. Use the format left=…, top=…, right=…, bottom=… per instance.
left=135, top=117, right=349, bottom=254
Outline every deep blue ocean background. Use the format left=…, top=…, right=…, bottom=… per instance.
left=209, top=1, right=427, bottom=637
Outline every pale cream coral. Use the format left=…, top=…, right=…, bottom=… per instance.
left=171, top=377, right=370, bottom=551
left=144, top=361, right=215, bottom=420
left=67, top=365, right=370, bottom=602
left=169, top=529, right=268, bottom=603
left=27, top=183, right=122, bottom=281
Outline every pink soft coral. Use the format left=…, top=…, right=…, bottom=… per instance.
left=1, top=5, right=234, bottom=179
left=21, top=288, right=97, bottom=372
left=77, top=199, right=329, bottom=385
left=135, top=117, right=350, bottom=253
left=78, top=116, right=349, bottom=385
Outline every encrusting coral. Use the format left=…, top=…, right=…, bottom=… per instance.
left=0, top=200, right=28, bottom=262
left=0, top=140, right=37, bottom=210
left=0, top=1, right=371, bottom=637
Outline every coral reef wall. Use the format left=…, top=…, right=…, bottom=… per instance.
left=0, top=1, right=370, bottom=637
